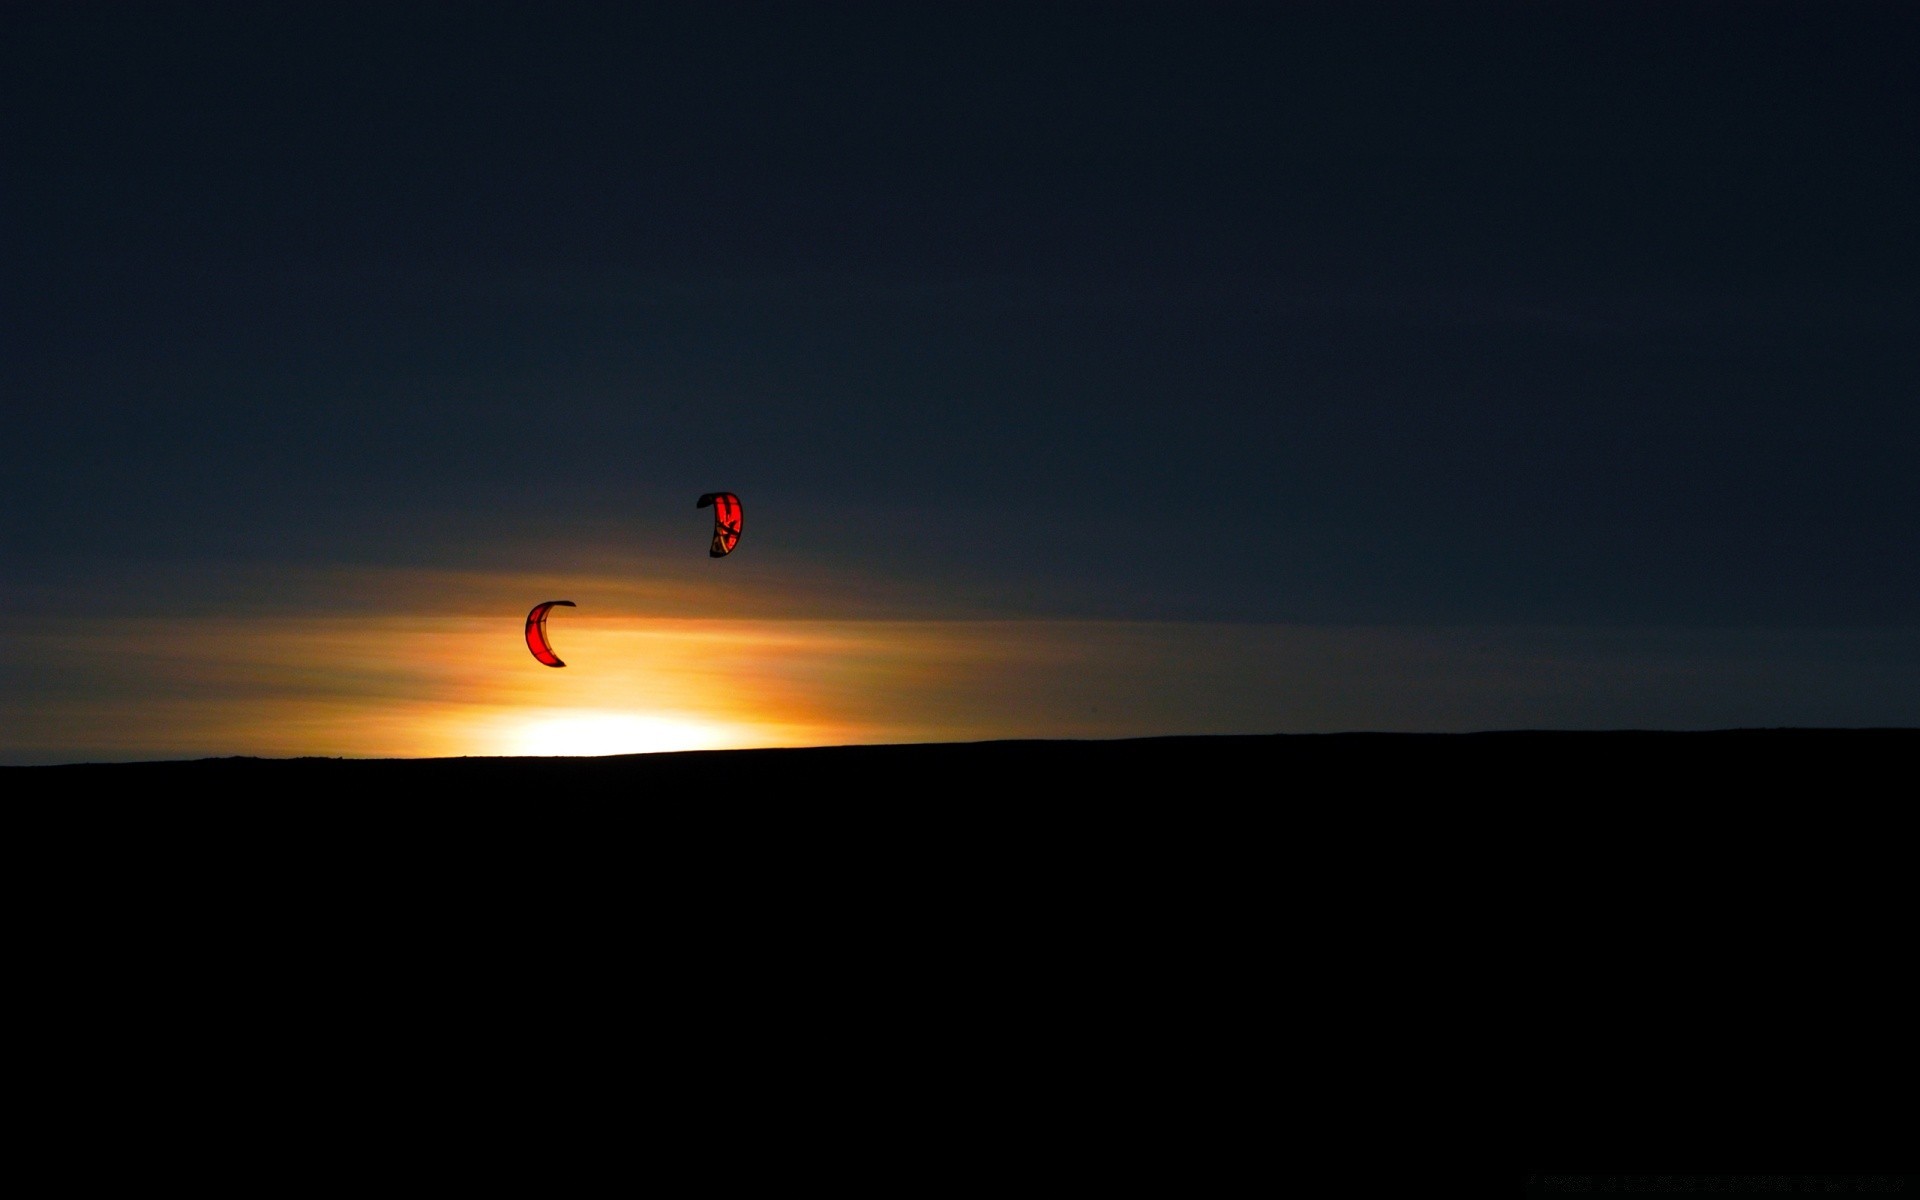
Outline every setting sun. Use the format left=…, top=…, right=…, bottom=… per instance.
left=494, top=710, right=742, bottom=757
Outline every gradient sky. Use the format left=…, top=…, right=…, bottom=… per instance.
left=4, top=2, right=1916, bottom=762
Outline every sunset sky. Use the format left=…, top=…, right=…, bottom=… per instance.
left=4, top=2, right=1916, bottom=763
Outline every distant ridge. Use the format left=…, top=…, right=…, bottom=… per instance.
left=11, top=728, right=1911, bottom=791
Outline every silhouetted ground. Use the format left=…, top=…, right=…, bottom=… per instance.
left=9, top=727, right=1912, bottom=790
left=15, top=727, right=1908, bottom=904
left=8, top=729, right=1908, bottom=1168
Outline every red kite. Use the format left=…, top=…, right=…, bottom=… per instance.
left=697, top=492, right=742, bottom=557
left=525, top=600, right=576, bottom=667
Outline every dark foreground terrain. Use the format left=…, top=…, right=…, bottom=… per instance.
left=9, top=727, right=1912, bottom=793
left=8, top=728, right=1910, bottom=1165
left=15, top=726, right=1909, bottom=914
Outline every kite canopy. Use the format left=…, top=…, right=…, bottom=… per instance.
left=697, top=492, right=742, bottom=557
left=525, top=600, right=575, bottom=667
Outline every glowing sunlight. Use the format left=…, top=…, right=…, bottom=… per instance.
left=493, top=710, right=741, bottom=757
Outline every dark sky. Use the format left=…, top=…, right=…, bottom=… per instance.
left=6, top=0, right=1917, bottom=631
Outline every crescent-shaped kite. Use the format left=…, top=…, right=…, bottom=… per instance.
left=697, top=492, right=742, bottom=558
left=525, top=600, right=576, bottom=668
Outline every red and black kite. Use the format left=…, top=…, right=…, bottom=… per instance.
left=525, top=600, right=576, bottom=667
left=697, top=492, right=742, bottom=557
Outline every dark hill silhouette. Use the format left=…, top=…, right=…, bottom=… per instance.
left=11, top=728, right=1911, bottom=793
left=13, top=729, right=1908, bottom=895
left=9, top=728, right=1907, bottom=1166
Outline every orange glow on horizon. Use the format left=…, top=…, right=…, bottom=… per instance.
left=5, top=596, right=1325, bottom=762
left=7, top=597, right=1901, bottom=765
left=29, top=557, right=1847, bottom=764
left=485, top=710, right=740, bottom=757
left=4, top=611, right=884, bottom=761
